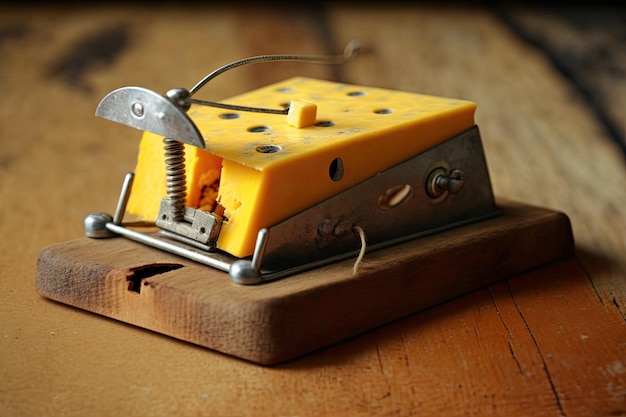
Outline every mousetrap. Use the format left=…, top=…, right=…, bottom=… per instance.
left=36, top=43, right=574, bottom=364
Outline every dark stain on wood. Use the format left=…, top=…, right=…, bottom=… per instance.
left=494, top=5, right=626, bottom=157
left=47, top=23, right=131, bottom=92
left=0, top=22, right=30, bottom=45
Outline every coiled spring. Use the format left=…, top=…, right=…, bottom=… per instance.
left=163, top=137, right=187, bottom=221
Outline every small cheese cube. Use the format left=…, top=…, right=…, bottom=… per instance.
left=287, top=99, right=318, bottom=128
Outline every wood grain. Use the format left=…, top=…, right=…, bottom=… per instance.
left=497, top=3, right=626, bottom=154
left=1, top=3, right=625, bottom=416
left=35, top=202, right=574, bottom=364
left=328, top=3, right=626, bottom=316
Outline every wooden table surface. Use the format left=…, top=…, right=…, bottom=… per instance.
left=1, top=4, right=624, bottom=416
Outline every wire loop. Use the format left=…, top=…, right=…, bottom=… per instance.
left=181, top=40, right=360, bottom=114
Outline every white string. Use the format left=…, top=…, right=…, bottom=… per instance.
left=352, top=226, right=367, bottom=275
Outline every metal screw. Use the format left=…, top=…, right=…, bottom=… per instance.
left=427, top=168, right=465, bottom=198
left=333, top=220, right=353, bottom=237
left=131, top=102, right=144, bottom=118
left=442, top=169, right=465, bottom=194
left=318, top=218, right=334, bottom=237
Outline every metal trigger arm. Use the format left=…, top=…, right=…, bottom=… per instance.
left=170, top=40, right=361, bottom=115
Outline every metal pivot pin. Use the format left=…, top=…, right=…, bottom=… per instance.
left=426, top=168, right=465, bottom=198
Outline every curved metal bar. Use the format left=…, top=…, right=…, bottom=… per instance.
left=188, top=40, right=361, bottom=96
left=95, top=86, right=205, bottom=148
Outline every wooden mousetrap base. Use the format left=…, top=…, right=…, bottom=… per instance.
left=36, top=201, right=574, bottom=365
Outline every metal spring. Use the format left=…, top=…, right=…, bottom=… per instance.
left=163, top=137, right=187, bottom=222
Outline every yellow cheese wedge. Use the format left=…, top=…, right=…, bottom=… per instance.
left=126, top=77, right=477, bottom=258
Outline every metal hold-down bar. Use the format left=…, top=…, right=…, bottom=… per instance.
left=105, top=222, right=233, bottom=273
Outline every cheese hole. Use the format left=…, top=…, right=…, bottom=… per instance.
left=347, top=91, right=365, bottom=97
left=378, top=184, right=412, bottom=209
left=329, top=158, right=344, bottom=181
left=256, top=144, right=282, bottom=154
left=276, top=87, right=293, bottom=93
left=219, top=113, right=240, bottom=119
left=315, top=121, right=335, bottom=127
left=374, top=108, right=394, bottom=114
left=248, top=125, right=270, bottom=133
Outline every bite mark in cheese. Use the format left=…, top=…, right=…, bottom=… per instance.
left=126, top=77, right=477, bottom=258
left=127, top=135, right=223, bottom=219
